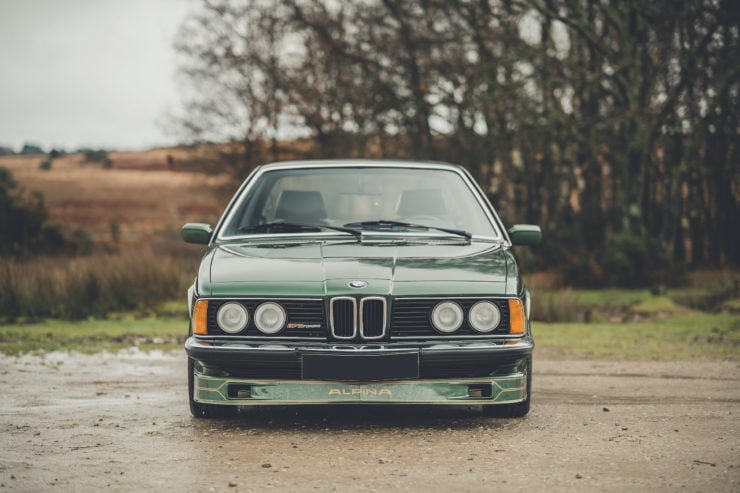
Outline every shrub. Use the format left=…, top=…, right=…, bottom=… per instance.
left=79, top=149, right=114, bottom=168
left=530, top=289, right=585, bottom=323
left=39, top=160, right=52, bottom=171
left=600, top=232, right=677, bottom=288
left=552, top=231, right=686, bottom=288
left=0, top=167, right=91, bottom=257
left=561, top=253, right=605, bottom=288
left=20, top=143, right=44, bottom=155
left=0, top=252, right=196, bottom=322
left=82, top=149, right=109, bottom=163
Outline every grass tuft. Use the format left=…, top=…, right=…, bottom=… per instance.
left=531, top=289, right=585, bottom=323
left=0, top=252, right=196, bottom=322
left=534, top=312, right=739, bottom=361
left=0, top=315, right=186, bottom=355
left=631, top=296, right=688, bottom=315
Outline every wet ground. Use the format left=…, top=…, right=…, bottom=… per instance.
left=0, top=351, right=738, bottom=492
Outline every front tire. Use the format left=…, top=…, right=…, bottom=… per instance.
left=188, top=358, right=238, bottom=419
left=482, top=357, right=532, bottom=418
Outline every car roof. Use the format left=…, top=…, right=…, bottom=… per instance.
left=257, top=159, right=465, bottom=172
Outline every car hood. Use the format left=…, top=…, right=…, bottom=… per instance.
left=199, top=240, right=516, bottom=297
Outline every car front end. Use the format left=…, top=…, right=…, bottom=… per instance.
left=183, top=160, right=540, bottom=418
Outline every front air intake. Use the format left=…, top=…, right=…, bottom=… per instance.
left=360, top=297, right=386, bottom=339
left=330, top=297, right=356, bottom=339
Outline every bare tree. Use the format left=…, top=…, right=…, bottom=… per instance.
left=173, top=0, right=739, bottom=283
left=174, top=0, right=294, bottom=175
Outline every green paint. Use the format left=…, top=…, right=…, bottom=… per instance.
left=200, top=240, right=515, bottom=297
left=508, top=224, right=542, bottom=246
left=181, top=223, right=212, bottom=244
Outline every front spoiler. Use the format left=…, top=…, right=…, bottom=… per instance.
left=193, top=372, right=527, bottom=406
left=187, top=337, right=532, bottom=405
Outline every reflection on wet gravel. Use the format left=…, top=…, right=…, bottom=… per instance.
left=0, top=351, right=737, bottom=492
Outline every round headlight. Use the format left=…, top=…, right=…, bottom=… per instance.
left=469, top=301, right=501, bottom=333
left=254, top=302, right=286, bottom=334
left=431, top=301, right=463, bottom=333
left=216, top=302, right=249, bottom=334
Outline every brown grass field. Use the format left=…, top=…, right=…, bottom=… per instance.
left=0, top=149, right=231, bottom=249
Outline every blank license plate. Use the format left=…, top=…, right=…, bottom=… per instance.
left=301, top=351, right=419, bottom=381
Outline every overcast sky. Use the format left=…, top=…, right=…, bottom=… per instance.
left=0, top=0, right=194, bottom=151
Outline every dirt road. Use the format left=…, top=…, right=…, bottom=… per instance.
left=1, top=351, right=737, bottom=492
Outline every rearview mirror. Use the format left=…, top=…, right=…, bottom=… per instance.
left=181, top=223, right=213, bottom=245
left=508, top=224, right=542, bottom=246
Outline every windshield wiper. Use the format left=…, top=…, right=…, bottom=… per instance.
left=343, top=220, right=471, bottom=240
left=239, top=221, right=362, bottom=238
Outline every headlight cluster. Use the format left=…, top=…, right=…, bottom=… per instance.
left=431, top=301, right=464, bottom=333
left=216, top=301, right=286, bottom=335
left=216, top=302, right=249, bottom=334
left=253, top=302, right=286, bottom=334
left=469, top=301, right=501, bottom=332
left=431, top=300, right=507, bottom=334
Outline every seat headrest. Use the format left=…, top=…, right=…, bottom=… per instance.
left=396, top=189, right=447, bottom=217
left=275, top=190, right=327, bottom=223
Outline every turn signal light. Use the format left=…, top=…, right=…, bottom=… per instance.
left=193, top=300, right=209, bottom=335
left=508, top=299, right=525, bottom=335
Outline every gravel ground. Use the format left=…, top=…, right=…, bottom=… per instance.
left=0, top=350, right=738, bottom=492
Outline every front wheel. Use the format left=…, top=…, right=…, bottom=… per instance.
left=188, top=358, right=238, bottom=419
left=482, top=357, right=532, bottom=418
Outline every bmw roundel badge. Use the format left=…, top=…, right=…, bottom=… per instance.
left=348, top=280, right=368, bottom=289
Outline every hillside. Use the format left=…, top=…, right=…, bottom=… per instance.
left=0, top=149, right=230, bottom=250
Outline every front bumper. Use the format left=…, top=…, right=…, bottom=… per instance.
left=186, top=337, right=532, bottom=406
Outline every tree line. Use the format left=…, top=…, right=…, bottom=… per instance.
left=174, top=0, right=738, bottom=286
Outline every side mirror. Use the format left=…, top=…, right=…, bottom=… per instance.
left=508, top=224, right=542, bottom=246
left=181, top=223, right=213, bottom=245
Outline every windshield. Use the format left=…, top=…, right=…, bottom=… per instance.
left=220, top=167, right=499, bottom=238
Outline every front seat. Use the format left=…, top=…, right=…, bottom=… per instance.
left=274, top=190, right=327, bottom=224
left=396, top=189, right=447, bottom=218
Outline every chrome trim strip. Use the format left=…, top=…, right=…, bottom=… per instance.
left=394, top=296, right=521, bottom=300
left=299, top=346, right=414, bottom=353
left=359, top=296, right=387, bottom=340
left=196, top=297, right=323, bottom=301
left=330, top=296, right=357, bottom=339
left=187, top=337, right=533, bottom=352
left=392, top=334, right=525, bottom=340
left=196, top=335, right=325, bottom=341
left=216, top=231, right=498, bottom=242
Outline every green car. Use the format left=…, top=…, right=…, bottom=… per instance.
left=182, top=160, right=541, bottom=418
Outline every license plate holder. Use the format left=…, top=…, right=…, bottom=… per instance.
left=301, top=351, right=419, bottom=381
